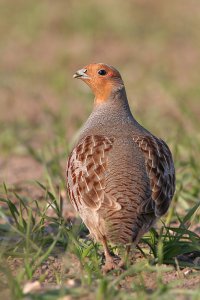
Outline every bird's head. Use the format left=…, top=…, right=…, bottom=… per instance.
left=73, top=63, right=124, bottom=105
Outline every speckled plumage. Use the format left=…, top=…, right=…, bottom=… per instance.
left=66, top=63, right=175, bottom=271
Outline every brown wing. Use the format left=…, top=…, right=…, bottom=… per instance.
left=133, top=134, right=175, bottom=217
left=66, top=135, right=120, bottom=213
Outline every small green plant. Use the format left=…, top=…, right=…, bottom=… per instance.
left=141, top=201, right=200, bottom=268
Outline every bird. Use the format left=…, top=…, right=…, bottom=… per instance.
left=66, top=63, right=175, bottom=272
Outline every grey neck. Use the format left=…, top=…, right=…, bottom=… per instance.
left=93, top=86, right=131, bottom=114
left=78, top=86, right=142, bottom=140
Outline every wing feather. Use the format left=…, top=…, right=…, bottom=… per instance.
left=133, top=134, right=175, bottom=217
left=67, top=135, right=120, bottom=212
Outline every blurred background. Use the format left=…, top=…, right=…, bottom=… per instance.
left=0, top=0, right=200, bottom=211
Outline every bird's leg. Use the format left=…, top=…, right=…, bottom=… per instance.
left=125, top=244, right=131, bottom=261
left=118, top=245, right=131, bottom=268
left=101, top=236, right=118, bottom=273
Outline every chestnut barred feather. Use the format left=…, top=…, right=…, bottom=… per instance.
left=67, top=135, right=120, bottom=212
left=67, top=133, right=175, bottom=244
left=133, top=135, right=175, bottom=217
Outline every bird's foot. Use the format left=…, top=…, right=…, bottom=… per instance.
left=102, top=258, right=118, bottom=273
left=102, top=255, right=124, bottom=273
left=117, top=254, right=130, bottom=269
left=117, top=259, right=126, bottom=268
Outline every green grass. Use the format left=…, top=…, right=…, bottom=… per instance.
left=0, top=178, right=199, bottom=300
left=0, top=0, right=200, bottom=299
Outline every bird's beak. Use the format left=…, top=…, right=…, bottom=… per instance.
left=73, top=68, right=89, bottom=79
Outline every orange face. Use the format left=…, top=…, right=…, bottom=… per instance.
left=73, top=63, right=124, bottom=104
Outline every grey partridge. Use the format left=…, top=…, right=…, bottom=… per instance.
left=66, top=63, right=175, bottom=272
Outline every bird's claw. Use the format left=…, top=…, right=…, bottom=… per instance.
left=102, top=256, right=125, bottom=273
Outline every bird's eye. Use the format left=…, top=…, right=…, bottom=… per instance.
left=98, top=69, right=107, bottom=76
